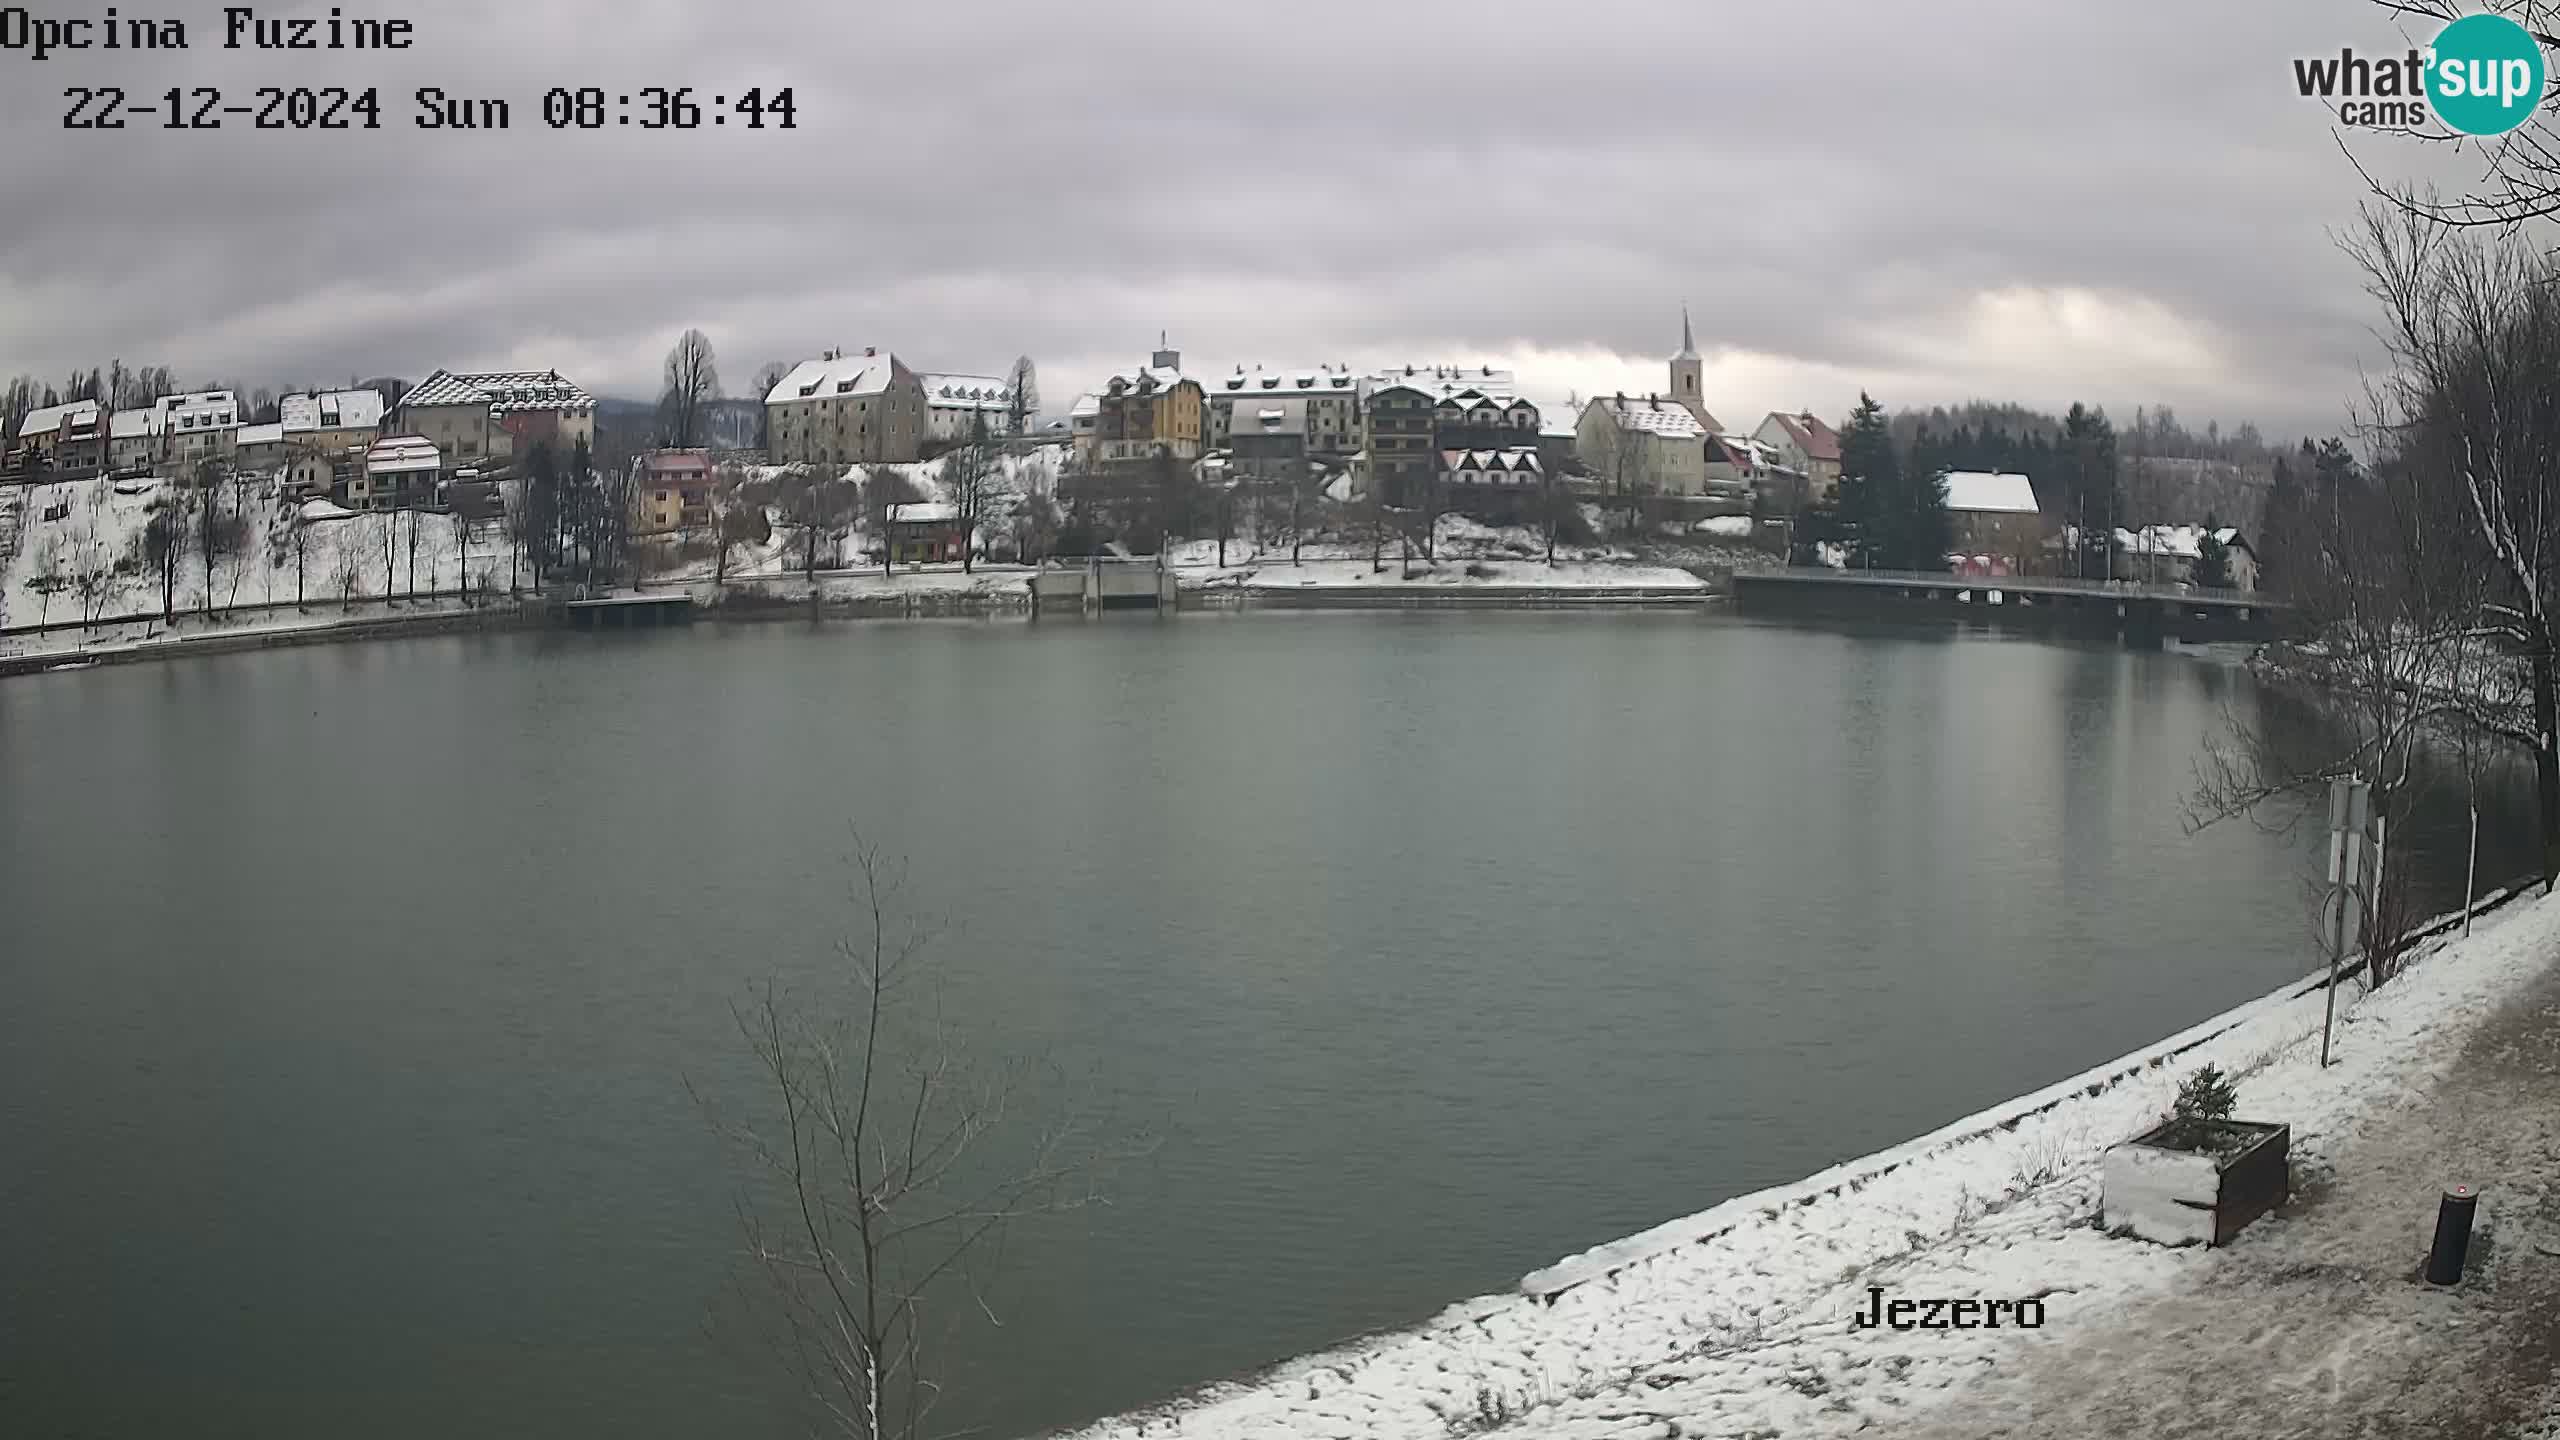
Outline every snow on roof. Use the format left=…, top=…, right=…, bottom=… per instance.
left=1209, top=365, right=1361, bottom=396
left=1370, top=364, right=1517, bottom=394
left=1104, top=365, right=1189, bottom=392
left=1942, top=470, right=2040, bottom=515
left=2112, top=524, right=2246, bottom=560
left=365, top=436, right=441, bottom=473
left=919, top=373, right=1013, bottom=410
left=110, top=407, right=164, bottom=440
left=1068, top=392, right=1101, bottom=419
left=281, top=389, right=385, bottom=432
left=18, top=399, right=102, bottom=440
left=1764, top=410, right=1842, bottom=462
left=887, top=501, right=958, bottom=524
left=768, top=353, right=906, bottom=405
left=299, top=497, right=359, bottom=522
left=1590, top=396, right=1706, bottom=439
left=234, top=422, right=287, bottom=448
left=1439, top=447, right=1541, bottom=475
left=404, top=368, right=592, bottom=415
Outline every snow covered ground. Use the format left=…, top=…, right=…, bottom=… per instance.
left=1060, top=887, right=2560, bottom=1440
left=1163, top=514, right=1755, bottom=595
left=0, top=473, right=517, bottom=636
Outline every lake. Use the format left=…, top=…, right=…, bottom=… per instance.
left=0, top=611, right=2531, bottom=1437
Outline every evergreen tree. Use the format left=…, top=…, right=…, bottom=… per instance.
left=2193, top=513, right=2234, bottom=590
left=1892, top=461, right=1954, bottom=571
left=2260, top=455, right=2304, bottom=596
left=2061, top=403, right=2119, bottom=578
left=1836, top=392, right=1896, bottom=567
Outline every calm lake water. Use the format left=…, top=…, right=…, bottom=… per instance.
left=0, top=612, right=2534, bottom=1438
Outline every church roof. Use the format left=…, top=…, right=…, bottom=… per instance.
left=1677, top=304, right=1699, bottom=361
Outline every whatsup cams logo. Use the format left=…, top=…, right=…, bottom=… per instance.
left=2294, top=11, right=2547, bottom=135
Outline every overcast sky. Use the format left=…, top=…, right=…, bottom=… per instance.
left=0, top=0, right=2502, bottom=437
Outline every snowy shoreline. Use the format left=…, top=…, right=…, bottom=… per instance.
left=1045, top=881, right=2547, bottom=1440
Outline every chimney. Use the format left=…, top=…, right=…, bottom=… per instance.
left=863, top=346, right=877, bottom=358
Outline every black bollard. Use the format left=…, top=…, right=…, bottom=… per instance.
left=2424, top=1183, right=2480, bottom=1286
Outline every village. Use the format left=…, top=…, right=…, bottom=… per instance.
left=0, top=310, right=2269, bottom=647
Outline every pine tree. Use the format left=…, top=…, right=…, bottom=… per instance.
left=2193, top=517, right=2233, bottom=590
left=2061, top=403, right=2119, bottom=578
left=1836, top=392, right=1897, bottom=568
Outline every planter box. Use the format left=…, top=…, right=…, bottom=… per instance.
left=2101, top=1120, right=2290, bottom=1246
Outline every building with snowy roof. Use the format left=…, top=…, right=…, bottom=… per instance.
left=155, top=391, right=241, bottom=466
left=280, top=389, right=386, bottom=456
left=2111, top=523, right=2257, bottom=591
left=1938, top=470, right=2047, bottom=574
left=1204, top=365, right=1363, bottom=455
left=1754, top=411, right=1843, bottom=500
left=396, top=369, right=595, bottom=471
left=347, top=435, right=442, bottom=511
left=110, top=406, right=166, bottom=470
left=920, top=373, right=1017, bottom=443
left=17, top=399, right=108, bottom=476
left=764, top=348, right=927, bottom=466
left=1578, top=394, right=1709, bottom=495
left=1091, top=341, right=1205, bottom=465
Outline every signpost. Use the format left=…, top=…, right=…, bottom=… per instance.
left=2320, top=777, right=2370, bottom=1068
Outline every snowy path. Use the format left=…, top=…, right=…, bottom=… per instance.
left=1061, top=893, right=2560, bottom=1440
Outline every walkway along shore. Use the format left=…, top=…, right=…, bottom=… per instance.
left=1046, top=881, right=2560, bottom=1440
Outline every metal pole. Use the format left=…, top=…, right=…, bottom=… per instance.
left=2425, top=1184, right=2480, bottom=1285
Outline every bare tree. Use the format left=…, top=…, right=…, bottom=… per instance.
left=1004, top=356, right=1039, bottom=440
left=331, top=528, right=366, bottom=611
left=70, top=489, right=116, bottom=628
left=144, top=493, right=188, bottom=623
left=2347, top=1, right=2560, bottom=227
left=2349, top=201, right=2560, bottom=882
left=22, top=531, right=66, bottom=627
left=291, top=506, right=314, bottom=608
left=696, top=840, right=1143, bottom=1440
left=942, top=413, right=1009, bottom=575
left=753, top=362, right=792, bottom=451
left=661, top=328, right=724, bottom=449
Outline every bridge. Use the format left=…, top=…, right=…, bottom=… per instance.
left=1729, top=567, right=2287, bottom=643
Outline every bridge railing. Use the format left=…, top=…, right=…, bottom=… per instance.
left=1750, top=566, right=2264, bottom=605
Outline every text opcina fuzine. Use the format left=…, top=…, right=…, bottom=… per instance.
left=1850, top=1286, right=2046, bottom=1330
left=2, top=7, right=417, bottom=63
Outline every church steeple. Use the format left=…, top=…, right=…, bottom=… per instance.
left=1670, top=303, right=1713, bottom=429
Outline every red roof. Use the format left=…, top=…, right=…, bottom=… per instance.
left=1774, top=411, right=1841, bottom=463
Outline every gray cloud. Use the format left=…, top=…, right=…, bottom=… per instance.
left=0, top=0, right=2475, bottom=436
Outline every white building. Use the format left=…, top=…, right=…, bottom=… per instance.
left=2113, top=523, right=2258, bottom=591
left=349, top=435, right=442, bottom=511
left=919, top=373, right=1016, bottom=443
left=280, top=389, right=386, bottom=437
left=1577, top=394, right=1709, bottom=495
left=109, top=407, right=165, bottom=470
left=158, top=391, right=241, bottom=463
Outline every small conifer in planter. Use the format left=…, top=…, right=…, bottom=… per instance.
left=2103, top=1064, right=2291, bottom=1246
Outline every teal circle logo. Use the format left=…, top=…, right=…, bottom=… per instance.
left=2428, top=13, right=2546, bottom=136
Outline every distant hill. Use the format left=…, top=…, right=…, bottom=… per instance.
left=595, top=396, right=760, bottom=450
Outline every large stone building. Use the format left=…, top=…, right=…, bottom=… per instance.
left=396, top=369, right=595, bottom=470
left=764, top=349, right=927, bottom=466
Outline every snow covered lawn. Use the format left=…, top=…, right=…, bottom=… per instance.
left=1062, top=888, right=2560, bottom=1440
